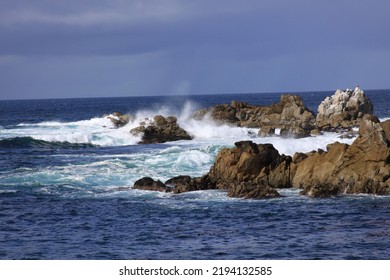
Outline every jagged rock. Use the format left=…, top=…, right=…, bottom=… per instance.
left=259, top=126, right=275, bottom=137
left=316, top=86, right=374, bottom=130
left=380, top=119, right=390, bottom=142
left=104, top=112, right=133, bottom=128
left=165, top=175, right=216, bottom=194
left=132, top=175, right=215, bottom=194
left=133, top=177, right=170, bottom=192
left=207, top=141, right=292, bottom=198
left=193, top=95, right=316, bottom=138
left=132, top=116, right=390, bottom=198
left=130, top=115, right=193, bottom=144
left=193, top=104, right=240, bottom=125
left=228, top=182, right=280, bottom=199
left=293, top=117, right=390, bottom=197
left=132, top=141, right=289, bottom=199
left=300, top=183, right=340, bottom=198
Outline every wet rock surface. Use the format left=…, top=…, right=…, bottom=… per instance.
left=104, top=112, right=133, bottom=128
left=130, top=115, right=193, bottom=144
left=193, top=95, right=316, bottom=138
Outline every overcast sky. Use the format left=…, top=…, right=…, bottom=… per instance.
left=1, top=0, right=389, bottom=100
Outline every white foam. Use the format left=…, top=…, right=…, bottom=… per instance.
left=2, top=117, right=142, bottom=146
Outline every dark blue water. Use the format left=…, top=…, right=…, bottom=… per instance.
left=0, top=90, right=389, bottom=259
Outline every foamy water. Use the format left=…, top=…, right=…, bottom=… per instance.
left=1, top=92, right=389, bottom=260
left=0, top=105, right=355, bottom=199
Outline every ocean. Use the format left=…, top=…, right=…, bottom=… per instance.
left=0, top=90, right=389, bottom=260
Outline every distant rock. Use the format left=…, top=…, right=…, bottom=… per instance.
left=130, top=115, right=193, bottom=144
left=193, top=95, right=316, bottom=138
left=316, top=86, right=374, bottom=130
left=104, top=112, right=133, bottom=128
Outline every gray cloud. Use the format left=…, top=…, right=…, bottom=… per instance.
left=0, top=0, right=389, bottom=99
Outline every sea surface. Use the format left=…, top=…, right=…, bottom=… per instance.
left=0, top=90, right=389, bottom=260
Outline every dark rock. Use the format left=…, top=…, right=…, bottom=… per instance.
left=133, top=177, right=170, bottom=192
left=300, top=183, right=340, bottom=198
left=228, top=182, right=281, bottom=199
left=165, top=174, right=216, bottom=194
left=193, top=94, right=316, bottom=138
left=130, top=115, right=193, bottom=144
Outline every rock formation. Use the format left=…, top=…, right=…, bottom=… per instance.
left=132, top=87, right=390, bottom=199
left=104, top=112, right=133, bottom=128
left=133, top=175, right=215, bottom=194
left=193, top=95, right=316, bottom=138
left=133, top=177, right=169, bottom=192
left=134, top=141, right=290, bottom=199
left=207, top=141, right=291, bottom=198
left=316, top=86, right=374, bottom=130
left=294, top=116, right=390, bottom=197
left=130, top=115, right=193, bottom=144
left=165, top=175, right=216, bottom=193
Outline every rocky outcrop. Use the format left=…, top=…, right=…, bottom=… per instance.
left=193, top=95, right=316, bottom=138
left=294, top=116, right=390, bottom=197
left=104, top=112, right=133, bottom=128
left=165, top=175, right=216, bottom=193
left=133, top=175, right=215, bottom=193
left=133, top=117, right=390, bottom=198
left=380, top=119, right=390, bottom=142
left=131, top=88, right=390, bottom=199
left=316, top=86, right=374, bottom=130
left=133, top=141, right=290, bottom=199
left=133, top=177, right=169, bottom=192
left=130, top=115, right=193, bottom=144
left=206, top=141, right=291, bottom=198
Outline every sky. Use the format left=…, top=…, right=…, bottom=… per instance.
left=0, top=0, right=389, bottom=100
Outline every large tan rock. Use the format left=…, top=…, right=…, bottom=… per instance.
left=294, top=118, right=390, bottom=197
left=208, top=141, right=292, bottom=198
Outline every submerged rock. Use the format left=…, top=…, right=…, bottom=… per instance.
left=130, top=115, right=193, bottom=144
left=316, top=86, right=374, bottom=130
